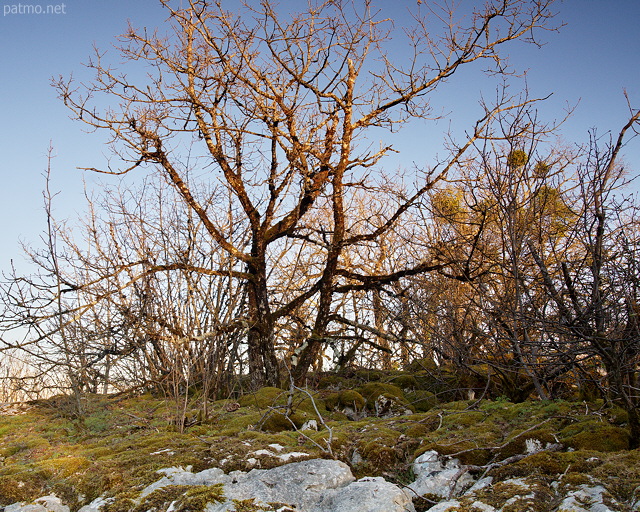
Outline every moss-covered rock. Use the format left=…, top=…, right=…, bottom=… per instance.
left=238, top=387, right=287, bottom=409
left=259, top=411, right=306, bottom=433
left=388, top=374, right=419, bottom=391
left=491, top=450, right=604, bottom=480
left=324, top=390, right=366, bottom=412
left=356, top=382, right=405, bottom=410
left=405, top=390, right=437, bottom=413
left=564, top=425, right=630, bottom=452
left=133, top=484, right=225, bottom=512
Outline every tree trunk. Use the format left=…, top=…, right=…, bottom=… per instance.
left=246, top=263, right=280, bottom=390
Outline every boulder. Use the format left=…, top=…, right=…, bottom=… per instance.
left=135, top=458, right=414, bottom=512
left=314, top=476, right=415, bottom=512
left=422, top=479, right=627, bottom=511
left=405, top=450, right=474, bottom=499
left=5, top=496, right=69, bottom=512
left=557, top=485, right=623, bottom=512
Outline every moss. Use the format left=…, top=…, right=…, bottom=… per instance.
left=38, top=455, right=91, bottom=478
left=354, top=369, right=385, bottom=382
left=231, top=498, right=295, bottom=511
left=238, top=387, right=327, bottom=421
left=415, top=441, right=491, bottom=466
left=134, top=484, right=225, bottom=512
left=441, top=411, right=486, bottom=429
left=592, top=450, right=640, bottom=502
left=472, top=481, right=529, bottom=509
left=238, top=387, right=287, bottom=409
left=563, top=424, right=630, bottom=452
left=259, top=411, right=306, bottom=433
left=317, top=374, right=356, bottom=390
left=405, top=390, right=437, bottom=412
left=360, top=443, right=398, bottom=470
left=404, top=358, right=439, bottom=373
left=559, top=472, right=592, bottom=489
left=404, top=423, right=430, bottom=437
left=324, top=390, right=366, bottom=412
left=388, top=375, right=419, bottom=390
left=0, top=475, right=42, bottom=505
left=471, top=478, right=553, bottom=512
left=491, top=450, right=603, bottom=480
left=356, top=383, right=405, bottom=410
left=102, top=492, right=138, bottom=512
left=607, top=406, right=629, bottom=425
left=494, top=429, right=557, bottom=459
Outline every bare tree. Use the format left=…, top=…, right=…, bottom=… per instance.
left=528, top=108, right=640, bottom=446
left=47, top=0, right=557, bottom=388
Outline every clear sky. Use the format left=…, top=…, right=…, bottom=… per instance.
left=0, top=0, right=639, bottom=275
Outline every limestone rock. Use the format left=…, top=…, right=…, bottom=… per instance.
left=374, top=395, right=413, bottom=418
left=423, top=479, right=627, bottom=512
left=221, top=458, right=355, bottom=509
left=77, top=497, right=112, bottom=512
left=314, top=476, right=415, bottom=512
left=5, top=496, right=70, bottom=512
left=136, top=458, right=413, bottom=512
left=405, top=450, right=474, bottom=499
left=557, top=485, right=623, bottom=512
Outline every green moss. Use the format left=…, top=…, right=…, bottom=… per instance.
left=317, top=374, right=357, bottom=390
left=563, top=424, right=630, bottom=452
left=238, top=388, right=286, bottom=409
left=491, top=450, right=603, bottom=480
left=388, top=375, right=419, bottom=390
left=404, top=358, right=439, bottom=373
left=38, top=455, right=91, bottom=478
left=356, top=383, right=405, bottom=410
left=606, top=406, right=629, bottom=426
left=415, top=441, right=491, bottom=466
left=134, top=484, right=224, bottom=512
left=404, top=423, right=430, bottom=437
left=592, top=450, right=640, bottom=502
left=102, top=492, right=138, bottom=512
left=471, top=478, right=553, bottom=512
left=324, top=390, right=366, bottom=411
left=441, top=411, right=485, bottom=428
left=0, top=475, right=42, bottom=505
left=260, top=412, right=305, bottom=432
left=238, top=387, right=327, bottom=420
left=231, top=498, right=294, bottom=511
left=494, top=429, right=557, bottom=459
left=405, top=390, right=437, bottom=412
left=354, top=369, right=385, bottom=382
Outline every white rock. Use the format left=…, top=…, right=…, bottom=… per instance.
left=138, top=458, right=412, bottom=512
left=314, top=476, right=416, bottom=512
left=558, top=485, right=622, bottom=512
left=77, top=497, right=112, bottom=512
left=222, top=459, right=355, bottom=509
left=464, top=477, right=493, bottom=495
left=277, top=451, right=309, bottom=462
left=252, top=449, right=276, bottom=457
left=425, top=499, right=462, bottom=511
left=405, top=451, right=474, bottom=498
left=525, top=438, right=543, bottom=453
left=5, top=496, right=70, bottom=512
left=301, top=419, right=318, bottom=431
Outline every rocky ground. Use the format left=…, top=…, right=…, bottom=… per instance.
left=0, top=370, right=639, bottom=511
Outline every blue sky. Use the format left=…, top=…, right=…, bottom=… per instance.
left=0, top=0, right=639, bottom=275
